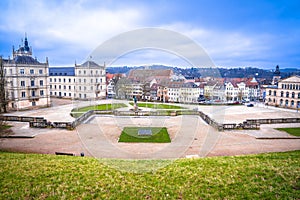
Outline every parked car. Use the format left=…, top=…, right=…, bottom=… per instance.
left=247, top=103, right=254, bottom=107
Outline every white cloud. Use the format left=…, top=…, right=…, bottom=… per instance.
left=1, top=0, right=146, bottom=65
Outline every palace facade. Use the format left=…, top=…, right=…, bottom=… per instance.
left=2, top=36, right=50, bottom=110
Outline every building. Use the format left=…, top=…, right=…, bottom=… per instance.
left=265, top=75, right=300, bottom=109
left=49, top=61, right=106, bottom=100
left=2, top=35, right=50, bottom=110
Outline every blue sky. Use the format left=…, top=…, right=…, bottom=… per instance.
left=0, top=0, right=299, bottom=69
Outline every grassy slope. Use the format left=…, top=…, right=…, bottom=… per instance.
left=0, top=151, right=299, bottom=199
left=119, top=127, right=171, bottom=143
left=129, top=102, right=184, bottom=109
left=70, top=103, right=127, bottom=118
left=276, top=127, right=300, bottom=136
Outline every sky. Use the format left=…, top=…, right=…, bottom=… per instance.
left=0, top=0, right=299, bottom=69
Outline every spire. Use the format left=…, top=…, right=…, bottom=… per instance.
left=24, top=33, right=30, bottom=52
left=274, top=65, right=280, bottom=76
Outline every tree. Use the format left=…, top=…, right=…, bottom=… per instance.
left=0, top=56, right=7, bottom=113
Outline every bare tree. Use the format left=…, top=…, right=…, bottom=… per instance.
left=0, top=56, right=7, bottom=113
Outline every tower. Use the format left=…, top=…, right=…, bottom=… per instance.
left=272, top=65, right=281, bottom=85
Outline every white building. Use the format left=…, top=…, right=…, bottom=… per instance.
left=2, top=36, right=50, bottom=110
left=168, top=82, right=200, bottom=103
left=49, top=61, right=106, bottom=100
left=266, top=75, right=300, bottom=109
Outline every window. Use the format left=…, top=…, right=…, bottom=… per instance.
left=59, top=85, right=61, bottom=89
left=40, top=80, right=43, bottom=86
left=31, top=90, right=35, bottom=97
left=54, top=85, right=57, bottom=89
left=50, top=78, right=52, bottom=82
left=292, top=92, right=295, bottom=98
left=69, top=78, right=71, bottom=83
left=40, top=90, right=44, bottom=96
left=69, top=93, right=71, bottom=97
left=21, top=92, right=26, bottom=98
left=64, top=86, right=66, bottom=89
left=91, top=79, right=93, bottom=83
left=69, top=86, right=71, bottom=90
left=268, top=90, right=271, bottom=95
left=273, top=91, right=276, bottom=96
left=291, top=100, right=294, bottom=107
left=84, top=79, right=86, bottom=83
left=39, top=69, right=43, bottom=74
left=298, top=93, right=300, bottom=99
left=50, top=85, right=52, bottom=89
left=64, top=93, right=66, bottom=96
left=64, top=78, right=66, bottom=83
left=21, top=81, right=25, bottom=87
left=79, top=79, right=81, bottom=83
left=281, top=91, right=284, bottom=97
left=20, top=69, right=25, bottom=74
left=59, top=78, right=61, bottom=82
left=30, top=69, right=34, bottom=74
left=31, top=80, right=35, bottom=86
left=286, top=92, right=289, bottom=98
left=78, top=70, right=81, bottom=75
left=84, top=70, right=86, bottom=75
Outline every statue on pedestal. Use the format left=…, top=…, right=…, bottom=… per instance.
left=133, top=96, right=138, bottom=113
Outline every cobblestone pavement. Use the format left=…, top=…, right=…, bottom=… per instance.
left=0, top=99, right=299, bottom=158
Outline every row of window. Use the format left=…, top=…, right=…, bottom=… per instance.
left=78, top=70, right=104, bottom=75
left=49, top=78, right=103, bottom=83
left=269, top=90, right=300, bottom=98
left=21, top=90, right=44, bottom=98
left=281, top=83, right=300, bottom=90
left=19, top=69, right=44, bottom=75
left=50, top=85, right=102, bottom=91
left=268, top=98, right=300, bottom=107
left=20, top=80, right=44, bottom=87
left=50, top=92, right=88, bottom=99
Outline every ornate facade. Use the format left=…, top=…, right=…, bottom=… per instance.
left=3, top=36, right=50, bottom=110
left=266, top=75, right=300, bottom=109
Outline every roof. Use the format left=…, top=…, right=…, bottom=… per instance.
left=128, top=69, right=173, bottom=81
left=49, top=67, right=75, bottom=76
left=13, top=55, right=41, bottom=65
left=79, top=61, right=103, bottom=68
left=280, top=75, right=300, bottom=83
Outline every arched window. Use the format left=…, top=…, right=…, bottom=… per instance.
left=280, top=99, right=283, bottom=105
left=291, top=100, right=294, bottom=107
left=273, top=99, right=275, bottom=103
left=269, top=90, right=272, bottom=95
left=286, top=92, right=289, bottom=98
left=296, top=85, right=299, bottom=90
left=269, top=98, right=271, bottom=102
left=285, top=100, right=289, bottom=106
left=281, top=91, right=284, bottom=97
left=273, top=91, right=276, bottom=96
left=293, top=84, right=295, bottom=90
left=292, top=92, right=295, bottom=98
left=298, top=93, right=300, bottom=99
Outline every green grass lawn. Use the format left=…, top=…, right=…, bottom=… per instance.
left=119, top=127, right=171, bottom=143
left=0, top=151, right=299, bottom=199
left=71, top=103, right=127, bottom=118
left=129, top=102, right=184, bottom=109
left=276, top=127, right=300, bottom=136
